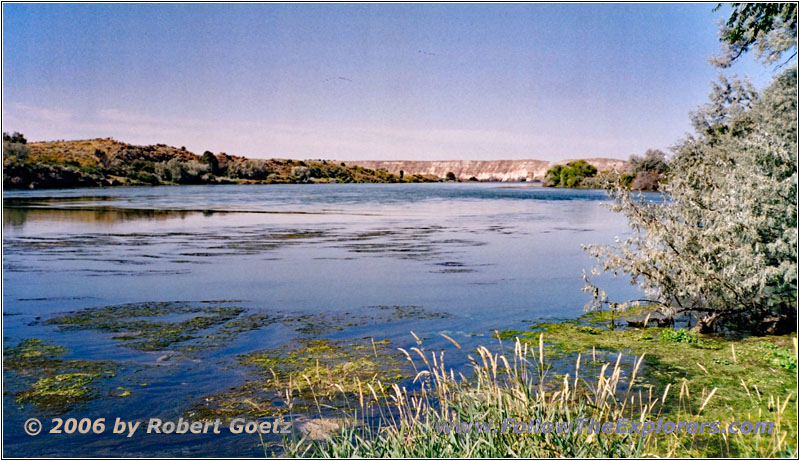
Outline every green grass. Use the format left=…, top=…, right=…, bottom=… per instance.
left=281, top=327, right=797, bottom=458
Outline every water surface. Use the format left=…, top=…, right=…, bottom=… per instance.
left=3, top=183, right=642, bottom=456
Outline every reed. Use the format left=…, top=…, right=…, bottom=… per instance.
left=282, top=333, right=796, bottom=458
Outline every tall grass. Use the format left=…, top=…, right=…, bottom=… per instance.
left=282, top=333, right=795, bottom=457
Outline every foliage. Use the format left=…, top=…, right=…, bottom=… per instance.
left=623, top=149, right=670, bottom=191
left=445, top=171, right=457, bottom=181
left=544, top=160, right=598, bottom=188
left=629, top=149, right=669, bottom=174
left=3, top=131, right=27, bottom=144
left=659, top=328, right=699, bottom=344
left=584, top=67, right=797, bottom=334
left=3, top=140, right=30, bottom=161
left=712, top=3, right=797, bottom=68
left=3, top=137, right=430, bottom=189
left=764, top=343, right=797, bottom=371
left=226, top=158, right=272, bottom=180
left=201, top=150, right=219, bottom=173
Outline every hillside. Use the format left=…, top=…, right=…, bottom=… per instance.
left=2, top=138, right=439, bottom=189
left=346, top=158, right=628, bottom=182
left=3, top=137, right=632, bottom=190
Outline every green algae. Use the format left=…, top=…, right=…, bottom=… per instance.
left=188, top=338, right=409, bottom=420
left=240, top=338, right=406, bottom=392
left=4, top=338, right=119, bottom=413
left=116, top=387, right=132, bottom=397
left=3, top=338, right=67, bottom=368
left=16, top=373, right=102, bottom=407
left=496, top=313, right=798, bottom=457
left=45, top=301, right=449, bottom=354
left=366, top=304, right=451, bottom=320
left=46, top=302, right=254, bottom=351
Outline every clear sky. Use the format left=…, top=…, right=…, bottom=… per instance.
left=2, top=3, right=777, bottom=161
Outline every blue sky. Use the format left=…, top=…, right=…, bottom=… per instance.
left=2, top=3, right=777, bottom=161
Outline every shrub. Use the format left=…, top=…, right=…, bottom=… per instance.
left=201, top=151, right=219, bottom=174
left=226, top=159, right=271, bottom=180
left=3, top=140, right=30, bottom=160
left=3, top=131, right=27, bottom=144
left=544, top=161, right=597, bottom=188
left=584, top=68, right=797, bottom=334
left=659, top=328, right=699, bottom=344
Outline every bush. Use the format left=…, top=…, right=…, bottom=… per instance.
left=544, top=161, right=597, bottom=188
left=3, top=140, right=30, bottom=160
left=659, top=328, right=699, bottom=344
left=201, top=151, right=219, bottom=174
left=226, top=159, right=271, bottom=180
left=584, top=68, right=797, bottom=334
left=291, top=166, right=310, bottom=183
left=3, top=131, right=27, bottom=144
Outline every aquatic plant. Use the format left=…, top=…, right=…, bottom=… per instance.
left=4, top=338, right=119, bottom=412
left=188, top=338, right=408, bottom=420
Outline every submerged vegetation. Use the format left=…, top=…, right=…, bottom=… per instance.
left=46, top=301, right=252, bottom=351
left=189, top=337, right=408, bottom=420
left=2, top=137, right=439, bottom=189
left=4, top=339, right=119, bottom=412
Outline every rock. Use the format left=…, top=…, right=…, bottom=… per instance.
left=344, top=158, right=628, bottom=182
left=295, top=417, right=344, bottom=441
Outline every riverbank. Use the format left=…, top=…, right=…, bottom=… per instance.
left=3, top=137, right=634, bottom=190
left=4, top=301, right=796, bottom=457
left=283, top=311, right=797, bottom=458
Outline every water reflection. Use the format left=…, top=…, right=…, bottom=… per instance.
left=3, top=206, right=199, bottom=228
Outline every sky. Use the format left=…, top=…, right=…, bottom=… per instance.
left=2, top=3, right=779, bottom=161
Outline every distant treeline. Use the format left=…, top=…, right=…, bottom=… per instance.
left=2, top=136, right=440, bottom=189
left=543, top=149, right=669, bottom=191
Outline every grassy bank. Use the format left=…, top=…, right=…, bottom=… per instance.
left=282, top=319, right=797, bottom=458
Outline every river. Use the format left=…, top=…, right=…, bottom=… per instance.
left=3, top=183, right=644, bottom=456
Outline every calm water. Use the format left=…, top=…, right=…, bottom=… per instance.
left=3, top=183, right=642, bottom=457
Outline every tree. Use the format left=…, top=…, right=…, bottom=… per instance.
left=584, top=68, right=797, bottom=334
left=712, top=3, right=797, bottom=68
left=2, top=132, right=29, bottom=160
left=629, top=149, right=669, bottom=174
left=625, top=149, right=670, bottom=191
left=584, top=4, right=798, bottom=335
left=201, top=151, right=219, bottom=174
left=544, top=160, right=597, bottom=188
left=3, top=131, right=27, bottom=144
left=446, top=171, right=457, bottom=181
left=291, top=166, right=310, bottom=182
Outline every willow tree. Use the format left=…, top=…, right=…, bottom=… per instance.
left=584, top=66, right=796, bottom=334
left=583, top=3, right=797, bottom=334
left=712, top=2, right=797, bottom=68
